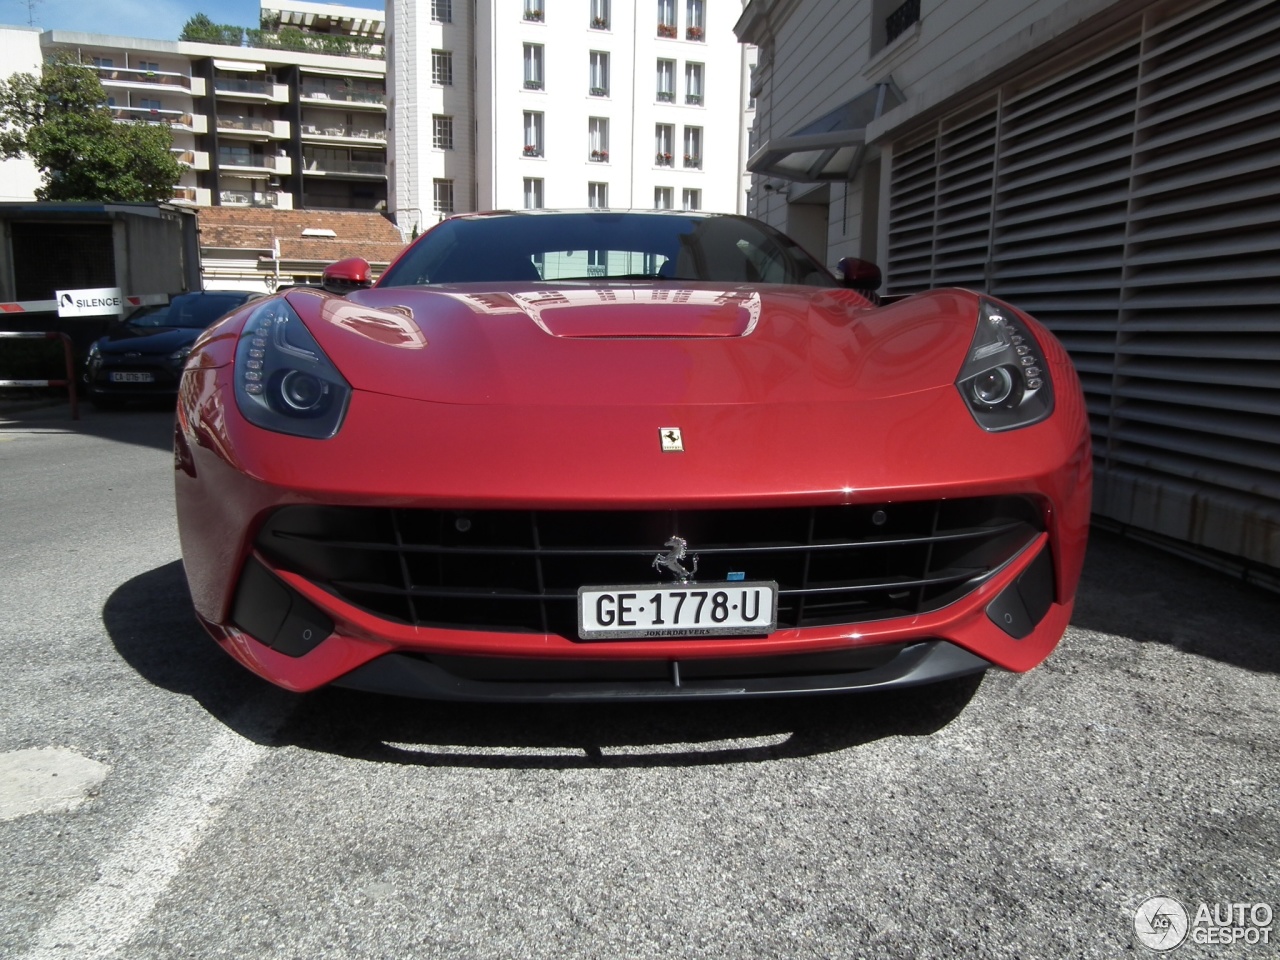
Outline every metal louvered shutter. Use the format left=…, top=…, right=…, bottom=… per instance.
left=883, top=0, right=1280, bottom=572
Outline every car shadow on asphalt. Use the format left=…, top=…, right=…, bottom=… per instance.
left=1070, top=528, right=1280, bottom=675
left=104, top=560, right=983, bottom=769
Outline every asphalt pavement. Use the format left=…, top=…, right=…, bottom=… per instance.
left=1, top=403, right=1276, bottom=959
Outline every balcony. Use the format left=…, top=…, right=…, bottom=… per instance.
left=299, top=83, right=386, bottom=109
left=219, top=190, right=291, bottom=209
left=172, top=148, right=210, bottom=171
left=214, top=77, right=290, bottom=104
left=110, top=106, right=207, bottom=133
left=217, top=153, right=293, bottom=177
left=300, top=123, right=387, bottom=146
left=97, top=67, right=205, bottom=97
left=171, top=185, right=211, bottom=205
left=216, top=116, right=290, bottom=140
left=302, top=157, right=387, bottom=178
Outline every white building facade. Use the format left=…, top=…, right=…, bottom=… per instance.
left=390, top=0, right=754, bottom=235
left=737, top=0, right=1280, bottom=577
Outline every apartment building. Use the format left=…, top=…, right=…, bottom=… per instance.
left=390, top=0, right=754, bottom=235
left=736, top=0, right=1280, bottom=577
left=36, top=5, right=388, bottom=214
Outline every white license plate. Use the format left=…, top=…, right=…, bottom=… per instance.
left=578, top=582, right=777, bottom=640
left=110, top=371, right=154, bottom=383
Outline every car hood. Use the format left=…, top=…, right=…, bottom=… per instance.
left=96, top=325, right=200, bottom=354
left=286, top=284, right=981, bottom=407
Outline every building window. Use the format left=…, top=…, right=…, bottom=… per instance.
left=654, top=187, right=673, bottom=210
left=524, top=0, right=544, bottom=22
left=433, top=179, right=454, bottom=215
left=139, top=98, right=163, bottom=111
left=524, top=177, right=544, bottom=209
left=138, top=60, right=160, bottom=73
left=656, top=59, right=675, bottom=102
left=590, top=0, right=610, bottom=29
left=589, top=117, right=609, bottom=162
left=524, top=43, right=544, bottom=89
left=523, top=111, right=544, bottom=157
left=431, top=0, right=452, bottom=23
left=589, top=182, right=608, bottom=209
left=686, top=0, right=705, bottom=40
left=682, top=188, right=701, bottom=211
left=685, top=62, right=703, bottom=105
left=655, top=123, right=674, bottom=165
left=589, top=51, right=609, bottom=97
left=433, top=114, right=453, bottom=150
left=657, top=0, right=676, bottom=38
left=683, top=126, right=702, bottom=168
left=432, top=50, right=453, bottom=86
left=884, top=0, right=920, bottom=45
left=93, top=57, right=113, bottom=68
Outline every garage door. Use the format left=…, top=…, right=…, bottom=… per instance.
left=884, top=0, right=1280, bottom=576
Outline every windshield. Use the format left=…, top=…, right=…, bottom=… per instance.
left=377, top=212, right=837, bottom=288
left=128, top=293, right=252, bottom=328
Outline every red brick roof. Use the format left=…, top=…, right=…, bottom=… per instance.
left=197, top=207, right=406, bottom=266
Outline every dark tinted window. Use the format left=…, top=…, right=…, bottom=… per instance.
left=378, top=213, right=836, bottom=287
left=128, top=293, right=254, bottom=328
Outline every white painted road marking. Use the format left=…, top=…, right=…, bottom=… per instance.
left=19, top=696, right=289, bottom=960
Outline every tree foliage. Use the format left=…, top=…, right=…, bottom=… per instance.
left=179, top=13, right=245, bottom=46
left=0, top=54, right=184, bottom=202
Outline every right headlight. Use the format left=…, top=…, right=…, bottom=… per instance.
left=955, top=298, right=1055, bottom=432
left=233, top=298, right=351, bottom=440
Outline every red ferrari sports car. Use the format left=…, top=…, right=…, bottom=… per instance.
left=174, top=210, right=1091, bottom=700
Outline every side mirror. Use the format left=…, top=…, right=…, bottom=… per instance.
left=322, top=257, right=373, bottom=294
left=836, top=257, right=882, bottom=295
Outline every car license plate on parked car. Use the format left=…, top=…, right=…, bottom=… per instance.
left=578, top=582, right=778, bottom=640
left=110, top=371, right=154, bottom=383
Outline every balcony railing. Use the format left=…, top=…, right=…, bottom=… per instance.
left=685, top=93, right=702, bottom=106
left=656, top=152, right=673, bottom=166
left=97, top=67, right=194, bottom=90
left=683, top=154, right=701, bottom=168
left=219, top=190, right=282, bottom=207
left=656, top=90, right=674, bottom=102
left=590, top=16, right=609, bottom=29
left=214, top=77, right=272, bottom=95
left=300, top=123, right=386, bottom=141
left=110, top=106, right=194, bottom=127
left=300, top=84, right=386, bottom=106
left=217, top=115, right=276, bottom=133
left=657, top=23, right=676, bottom=38
left=686, top=26, right=704, bottom=41
left=589, top=150, right=609, bottom=162
left=303, top=157, right=387, bottom=176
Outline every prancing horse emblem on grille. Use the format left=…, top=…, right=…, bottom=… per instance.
left=653, top=536, right=698, bottom=582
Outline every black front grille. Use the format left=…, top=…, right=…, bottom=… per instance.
left=254, top=497, right=1044, bottom=638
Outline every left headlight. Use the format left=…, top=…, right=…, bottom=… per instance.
left=233, top=298, right=351, bottom=439
left=956, top=298, right=1055, bottom=432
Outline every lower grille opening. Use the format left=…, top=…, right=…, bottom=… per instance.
left=255, top=497, right=1045, bottom=638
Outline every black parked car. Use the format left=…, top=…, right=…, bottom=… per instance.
left=84, top=291, right=260, bottom=406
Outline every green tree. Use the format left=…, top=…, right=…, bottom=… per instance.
left=0, top=54, right=184, bottom=202
left=180, top=13, right=244, bottom=46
